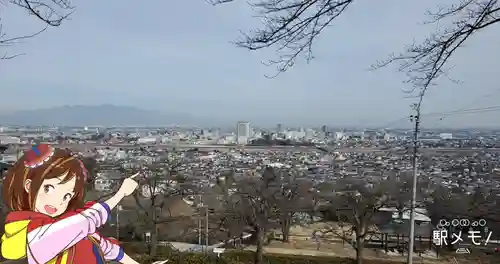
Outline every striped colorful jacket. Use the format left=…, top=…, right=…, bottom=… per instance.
left=1, top=202, right=124, bottom=264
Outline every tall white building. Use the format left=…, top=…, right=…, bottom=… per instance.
left=334, top=132, right=345, bottom=141
left=384, top=133, right=396, bottom=141
left=137, top=136, right=158, bottom=144
left=236, top=121, right=251, bottom=144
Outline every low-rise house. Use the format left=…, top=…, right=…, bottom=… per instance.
left=94, top=171, right=123, bottom=191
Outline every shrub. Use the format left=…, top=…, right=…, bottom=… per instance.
left=132, top=250, right=405, bottom=264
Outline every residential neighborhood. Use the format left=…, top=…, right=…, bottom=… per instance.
left=1, top=125, right=500, bottom=263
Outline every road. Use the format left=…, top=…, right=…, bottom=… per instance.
left=18, top=143, right=322, bottom=152
left=14, top=143, right=500, bottom=153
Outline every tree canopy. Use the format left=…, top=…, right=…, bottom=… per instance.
left=212, top=0, right=500, bottom=93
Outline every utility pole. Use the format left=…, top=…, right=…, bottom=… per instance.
left=198, top=214, right=202, bottom=245
left=407, top=109, right=421, bottom=264
left=198, top=195, right=202, bottom=246
left=197, top=194, right=209, bottom=253
left=205, top=206, right=209, bottom=252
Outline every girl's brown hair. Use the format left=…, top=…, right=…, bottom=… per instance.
left=3, top=147, right=87, bottom=211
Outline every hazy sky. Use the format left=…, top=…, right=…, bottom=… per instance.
left=1, top=0, right=499, bottom=127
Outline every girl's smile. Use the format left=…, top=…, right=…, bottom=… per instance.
left=44, top=205, right=58, bottom=214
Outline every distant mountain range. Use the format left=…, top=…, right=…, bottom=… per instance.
left=0, top=105, right=193, bottom=126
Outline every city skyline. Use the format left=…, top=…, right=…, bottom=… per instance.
left=0, top=104, right=498, bottom=129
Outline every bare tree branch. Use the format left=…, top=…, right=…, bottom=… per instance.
left=1, top=0, right=73, bottom=59
left=373, top=0, right=500, bottom=95
left=210, top=0, right=354, bottom=78
left=212, top=0, right=500, bottom=91
left=9, top=0, right=74, bottom=26
left=0, top=24, right=47, bottom=59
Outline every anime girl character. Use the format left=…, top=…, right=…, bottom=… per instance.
left=0, top=144, right=151, bottom=264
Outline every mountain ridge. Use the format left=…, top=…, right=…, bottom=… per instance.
left=0, top=105, right=193, bottom=126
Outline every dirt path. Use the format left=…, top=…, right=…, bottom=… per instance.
left=240, top=245, right=452, bottom=264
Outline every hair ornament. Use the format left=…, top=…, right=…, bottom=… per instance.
left=24, top=144, right=54, bottom=168
left=77, top=159, right=88, bottom=181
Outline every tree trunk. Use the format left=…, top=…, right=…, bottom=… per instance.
left=149, top=207, right=158, bottom=256
left=281, top=216, right=291, bottom=242
left=356, top=236, right=365, bottom=264
left=150, top=224, right=158, bottom=256
left=254, top=228, right=264, bottom=264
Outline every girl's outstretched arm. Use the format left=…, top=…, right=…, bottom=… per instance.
left=27, top=173, right=138, bottom=263
left=104, top=172, right=139, bottom=210
left=11, top=172, right=137, bottom=264
left=103, top=191, right=125, bottom=211
left=27, top=201, right=113, bottom=264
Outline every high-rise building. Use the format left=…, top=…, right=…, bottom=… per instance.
left=236, top=121, right=251, bottom=144
left=276, top=123, right=284, bottom=133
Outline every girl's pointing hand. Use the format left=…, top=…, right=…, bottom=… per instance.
left=117, top=172, right=139, bottom=197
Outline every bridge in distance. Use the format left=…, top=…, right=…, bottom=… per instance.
left=16, top=143, right=500, bottom=153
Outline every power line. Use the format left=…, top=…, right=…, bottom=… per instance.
left=426, top=106, right=500, bottom=120
left=425, top=105, right=500, bottom=115
left=407, top=89, right=500, bottom=264
left=445, top=88, right=500, bottom=114
left=375, top=116, right=411, bottom=130
left=371, top=88, right=500, bottom=130
left=376, top=105, right=500, bottom=130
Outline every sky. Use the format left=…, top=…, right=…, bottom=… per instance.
left=1, top=0, right=499, bottom=128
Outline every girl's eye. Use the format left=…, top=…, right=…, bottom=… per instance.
left=63, top=193, right=73, bottom=201
left=43, top=185, right=55, bottom=194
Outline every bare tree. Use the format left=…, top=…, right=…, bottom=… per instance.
left=211, top=0, right=500, bottom=89
left=132, top=152, right=195, bottom=256
left=385, top=171, right=426, bottom=220
left=273, top=168, right=314, bottom=242
left=1, top=0, right=73, bottom=59
left=215, top=169, right=236, bottom=201
left=223, top=167, right=281, bottom=264
left=427, top=185, right=500, bottom=225
left=212, top=171, right=254, bottom=249
left=81, top=156, right=99, bottom=181
left=317, top=177, right=392, bottom=264
left=426, top=185, right=500, bottom=252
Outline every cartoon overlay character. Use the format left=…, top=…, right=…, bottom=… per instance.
left=0, top=144, right=156, bottom=264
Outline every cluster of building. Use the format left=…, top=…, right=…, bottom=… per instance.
left=1, top=125, right=500, bottom=254
left=1, top=123, right=499, bottom=148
